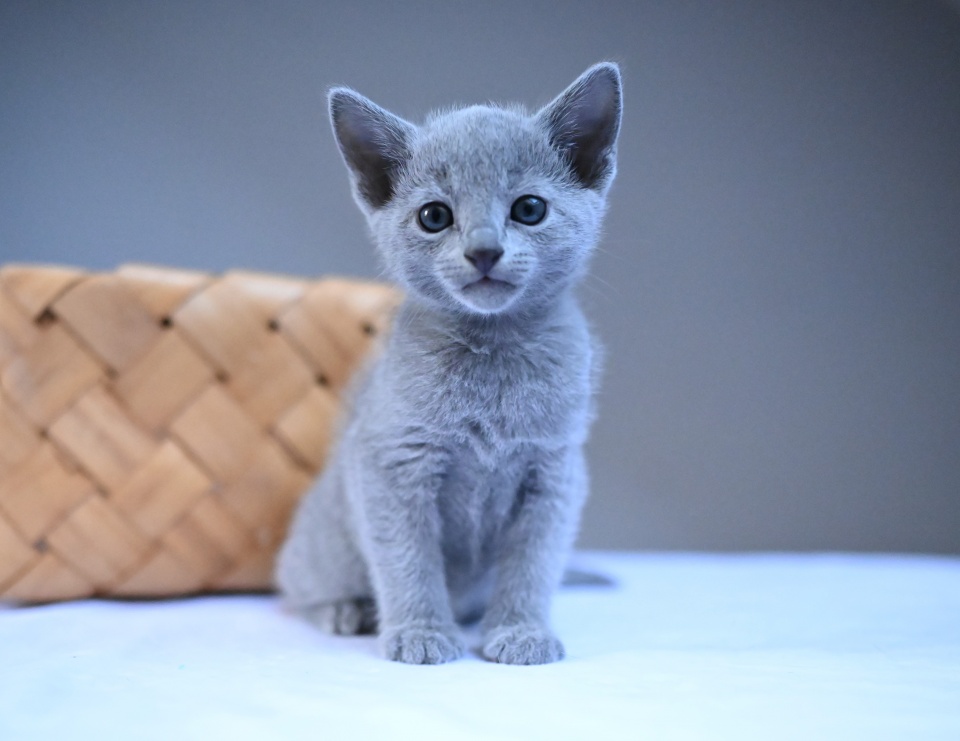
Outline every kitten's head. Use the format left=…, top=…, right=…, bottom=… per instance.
left=329, top=63, right=622, bottom=315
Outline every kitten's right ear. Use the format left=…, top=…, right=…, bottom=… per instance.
left=328, top=88, right=417, bottom=212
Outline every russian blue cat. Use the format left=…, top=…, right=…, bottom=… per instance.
left=277, top=63, right=622, bottom=664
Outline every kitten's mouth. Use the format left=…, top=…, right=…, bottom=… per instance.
left=456, top=275, right=519, bottom=313
left=464, top=276, right=513, bottom=289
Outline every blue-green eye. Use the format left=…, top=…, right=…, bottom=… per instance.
left=418, top=202, right=453, bottom=232
left=510, top=195, right=547, bottom=225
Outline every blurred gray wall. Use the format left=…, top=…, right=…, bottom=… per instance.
left=2, top=0, right=958, bottom=553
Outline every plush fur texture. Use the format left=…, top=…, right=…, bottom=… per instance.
left=276, top=63, right=622, bottom=664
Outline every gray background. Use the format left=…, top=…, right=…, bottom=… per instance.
left=2, top=1, right=958, bottom=553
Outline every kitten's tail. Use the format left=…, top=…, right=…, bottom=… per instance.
left=561, top=567, right=616, bottom=588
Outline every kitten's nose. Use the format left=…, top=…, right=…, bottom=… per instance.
left=464, top=246, right=503, bottom=276
left=464, top=229, right=504, bottom=276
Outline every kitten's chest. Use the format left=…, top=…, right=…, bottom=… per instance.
left=423, top=340, right=590, bottom=448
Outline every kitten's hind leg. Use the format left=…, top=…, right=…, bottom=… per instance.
left=276, top=464, right=374, bottom=634
left=301, top=597, right=377, bottom=635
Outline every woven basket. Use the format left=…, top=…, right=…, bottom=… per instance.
left=0, top=263, right=400, bottom=603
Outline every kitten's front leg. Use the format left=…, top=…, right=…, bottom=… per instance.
left=349, top=438, right=464, bottom=664
left=481, top=446, right=587, bottom=665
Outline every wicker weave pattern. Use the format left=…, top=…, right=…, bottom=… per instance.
left=0, top=264, right=399, bottom=603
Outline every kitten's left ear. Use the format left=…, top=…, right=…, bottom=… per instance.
left=536, top=63, right=622, bottom=192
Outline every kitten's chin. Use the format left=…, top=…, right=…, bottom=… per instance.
left=453, top=277, right=520, bottom=314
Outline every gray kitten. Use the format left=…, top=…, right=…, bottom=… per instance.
left=276, top=63, right=622, bottom=665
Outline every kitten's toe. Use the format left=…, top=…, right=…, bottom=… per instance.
left=301, top=598, right=376, bottom=635
left=379, top=623, right=465, bottom=664
left=482, top=624, right=565, bottom=665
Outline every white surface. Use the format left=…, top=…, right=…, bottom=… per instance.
left=2, top=552, right=959, bottom=740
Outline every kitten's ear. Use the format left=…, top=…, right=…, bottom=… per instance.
left=536, top=63, right=622, bottom=192
left=328, top=88, right=417, bottom=212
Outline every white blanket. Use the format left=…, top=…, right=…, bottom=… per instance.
left=2, top=552, right=958, bottom=740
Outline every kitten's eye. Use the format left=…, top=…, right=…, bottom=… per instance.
left=418, top=202, right=454, bottom=232
left=510, top=195, right=547, bottom=226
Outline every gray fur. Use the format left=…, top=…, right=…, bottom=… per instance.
left=276, top=63, right=622, bottom=664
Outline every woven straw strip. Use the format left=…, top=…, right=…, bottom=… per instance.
left=0, top=264, right=400, bottom=603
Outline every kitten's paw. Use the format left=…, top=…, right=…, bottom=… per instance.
left=483, top=624, right=565, bottom=665
left=301, top=598, right=377, bottom=635
left=379, top=623, right=465, bottom=665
